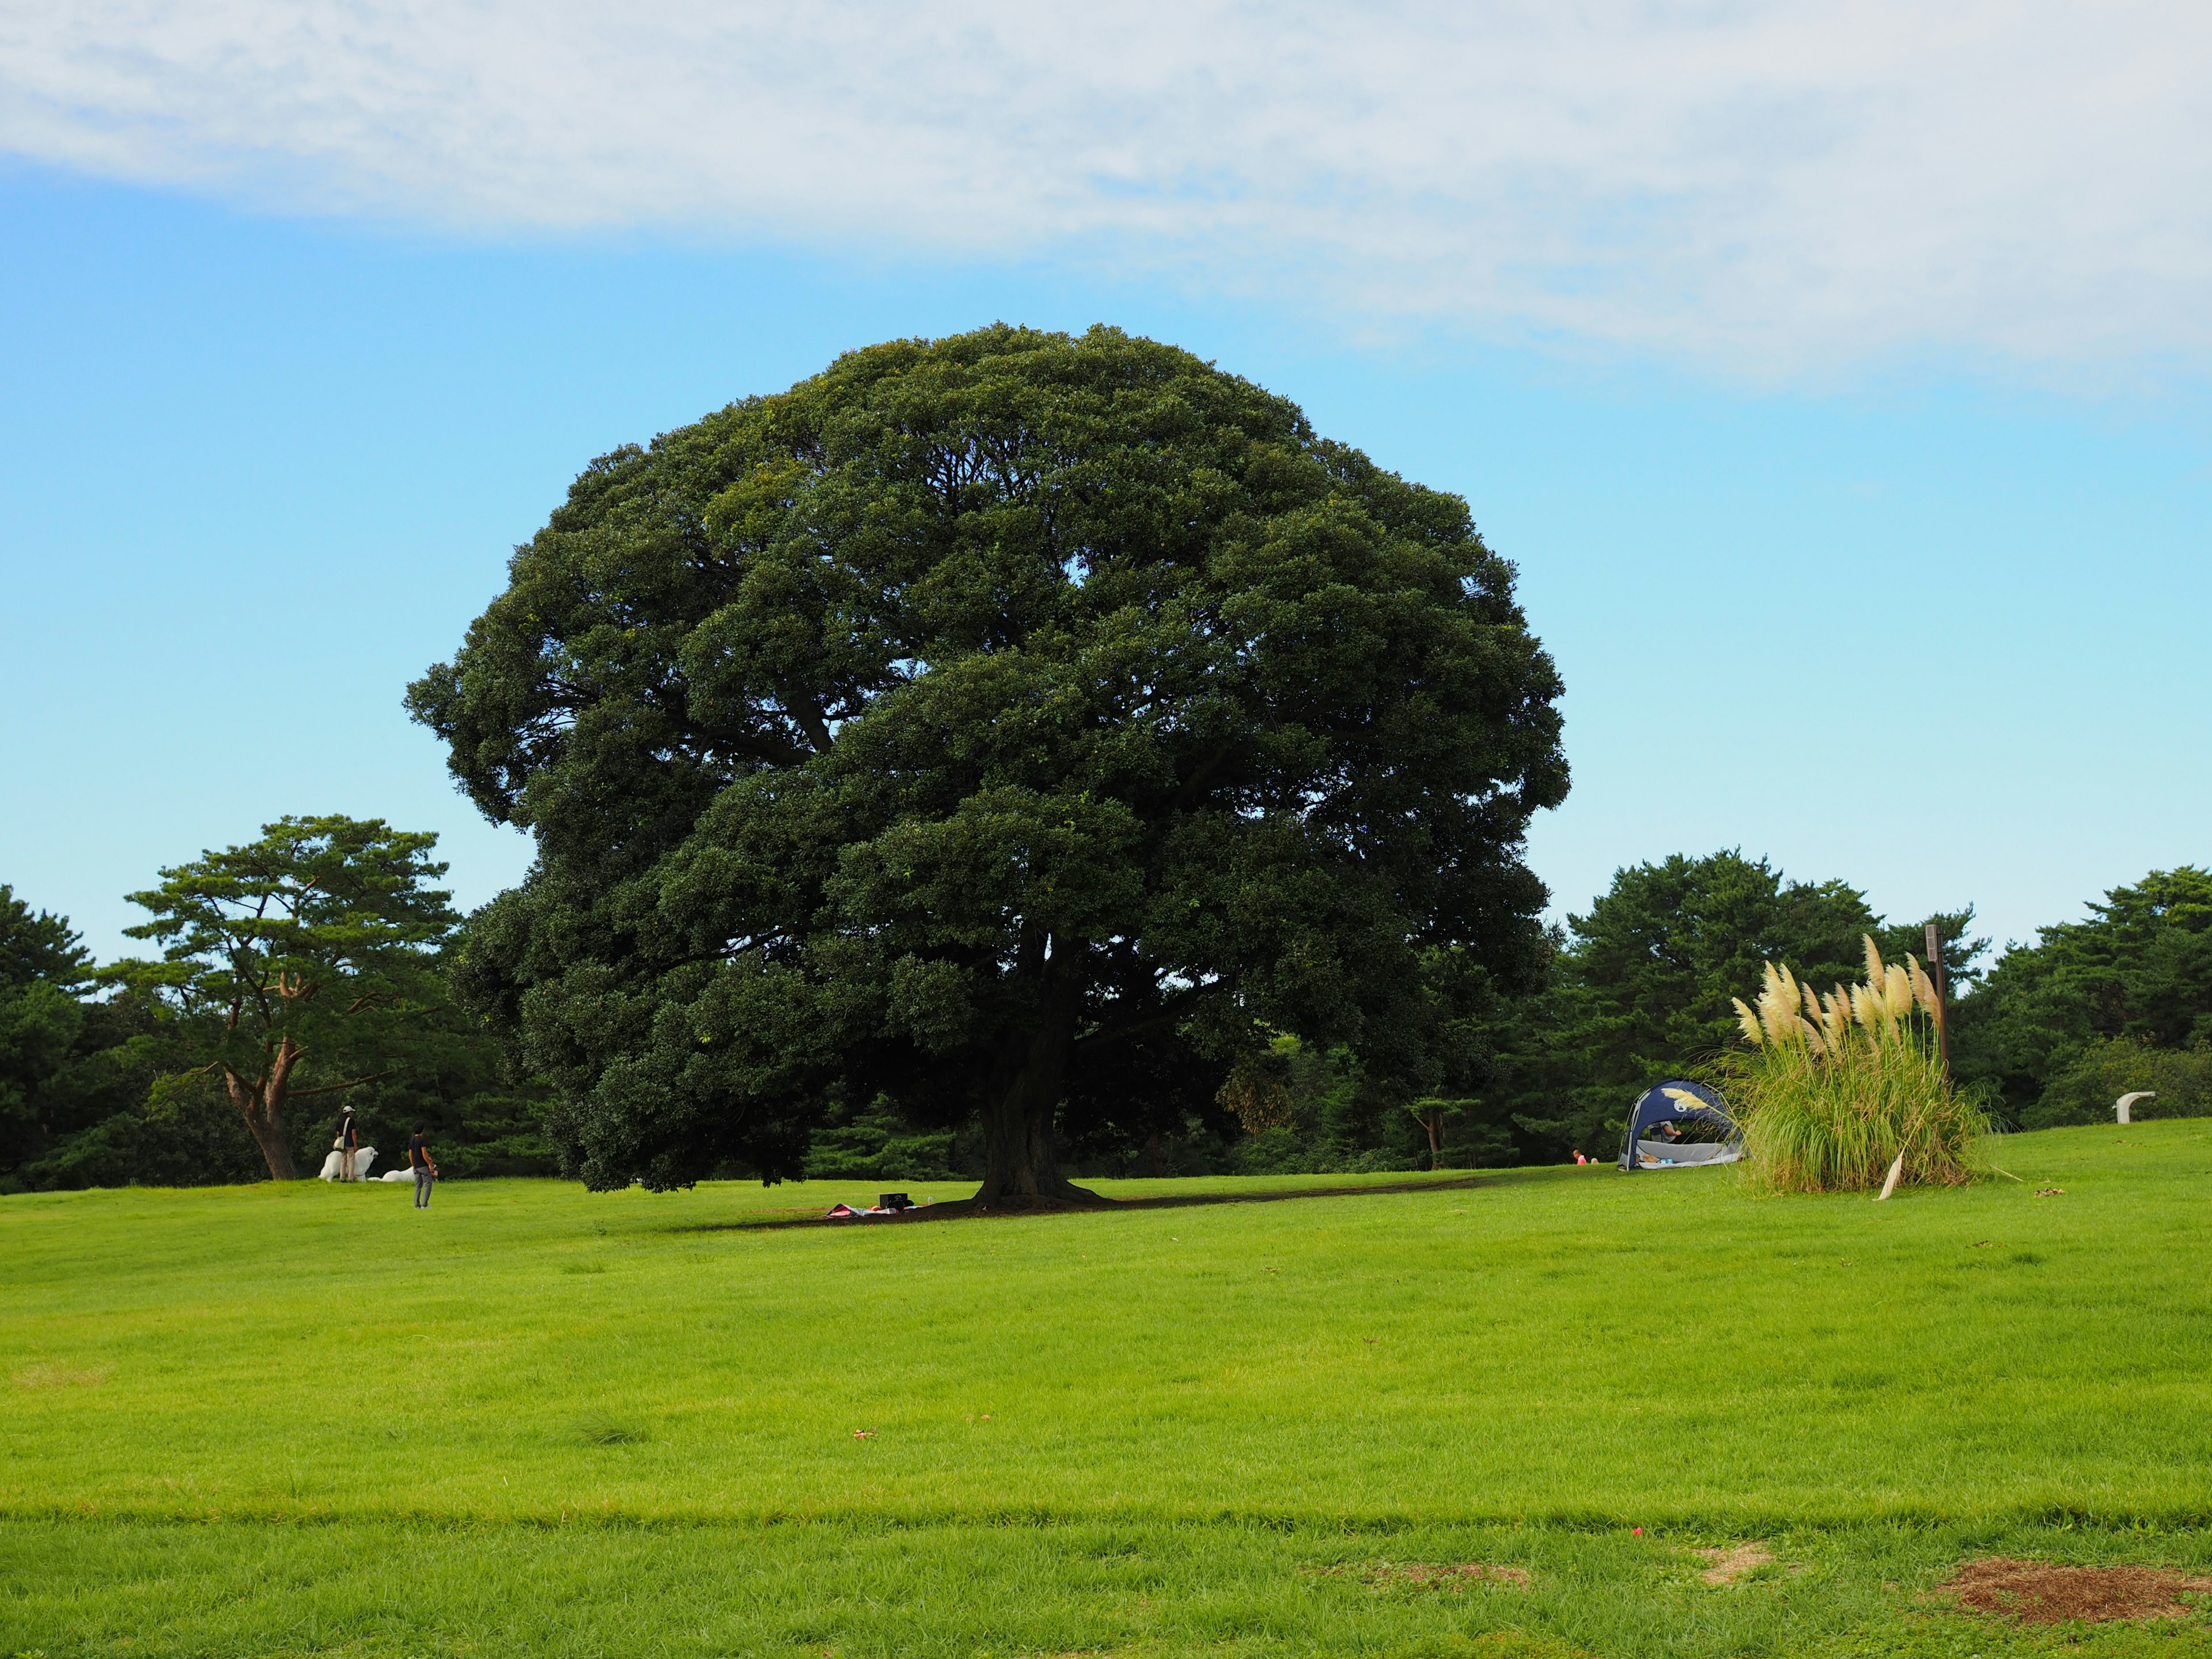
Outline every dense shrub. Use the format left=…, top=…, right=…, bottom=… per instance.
left=2024, top=1038, right=2212, bottom=1128
left=1725, top=939, right=1988, bottom=1192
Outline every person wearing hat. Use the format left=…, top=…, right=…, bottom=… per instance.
left=335, top=1105, right=361, bottom=1183
left=407, top=1122, right=438, bottom=1209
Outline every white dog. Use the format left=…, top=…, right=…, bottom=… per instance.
left=317, top=1146, right=378, bottom=1181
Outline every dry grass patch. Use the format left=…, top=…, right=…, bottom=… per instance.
left=1694, top=1543, right=1773, bottom=1584
left=14, top=1365, right=105, bottom=1388
left=1938, top=1557, right=2212, bottom=1624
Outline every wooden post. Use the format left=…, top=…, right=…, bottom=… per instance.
left=1925, top=922, right=1951, bottom=1083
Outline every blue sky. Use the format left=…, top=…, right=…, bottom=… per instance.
left=3, top=3, right=2209, bottom=964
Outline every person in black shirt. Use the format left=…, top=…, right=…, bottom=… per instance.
left=336, top=1107, right=360, bottom=1182
left=408, top=1123, right=437, bottom=1209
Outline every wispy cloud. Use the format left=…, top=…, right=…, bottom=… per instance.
left=3, top=2, right=2207, bottom=371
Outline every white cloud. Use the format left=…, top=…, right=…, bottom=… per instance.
left=3, top=1, right=2208, bottom=370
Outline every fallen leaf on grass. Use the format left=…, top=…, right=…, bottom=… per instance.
left=1695, top=1543, right=1774, bottom=1585
left=2036, top=1187, right=2065, bottom=1197
left=851, top=1429, right=877, bottom=1440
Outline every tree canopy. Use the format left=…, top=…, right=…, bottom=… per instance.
left=411, top=324, right=1569, bottom=1202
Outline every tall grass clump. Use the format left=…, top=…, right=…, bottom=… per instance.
left=1723, top=936, right=1989, bottom=1193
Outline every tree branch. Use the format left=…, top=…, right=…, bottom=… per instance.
left=785, top=695, right=835, bottom=754
left=283, top=1072, right=392, bottom=1101
left=1174, top=741, right=1244, bottom=808
left=1073, top=987, right=1208, bottom=1056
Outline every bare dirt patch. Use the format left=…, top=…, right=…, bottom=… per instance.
left=1694, top=1543, right=1773, bottom=1584
left=1308, top=1561, right=1532, bottom=1591
left=1939, top=1558, right=2212, bottom=1624
left=14, top=1365, right=105, bottom=1388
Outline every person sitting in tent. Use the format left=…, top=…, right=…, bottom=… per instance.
left=1617, top=1080, right=1745, bottom=1171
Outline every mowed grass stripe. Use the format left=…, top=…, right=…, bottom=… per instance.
left=5, top=1517, right=2212, bottom=1659
left=3, top=1126, right=2209, bottom=1526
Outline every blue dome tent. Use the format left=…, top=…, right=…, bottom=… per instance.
left=1618, top=1079, right=1744, bottom=1171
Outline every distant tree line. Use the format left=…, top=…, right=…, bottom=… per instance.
left=6, top=839, right=2206, bottom=1192
left=1952, top=866, right=2212, bottom=1127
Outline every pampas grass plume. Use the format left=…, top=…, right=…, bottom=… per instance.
left=1724, top=936, right=1986, bottom=1194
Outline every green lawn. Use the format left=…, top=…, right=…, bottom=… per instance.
left=5, top=1124, right=2210, bottom=1656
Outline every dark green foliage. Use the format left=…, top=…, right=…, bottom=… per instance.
left=2022, top=1036, right=2212, bottom=1127
left=1486, top=853, right=1982, bottom=1164
left=18, top=1062, right=266, bottom=1190
left=0, top=890, right=189, bottom=1189
left=335, top=1054, right=555, bottom=1181
left=1954, top=867, right=2212, bottom=1123
left=411, top=325, right=1568, bottom=1198
left=0, top=887, right=96, bottom=1172
left=1215, top=1039, right=1420, bottom=1175
left=1206, top=1033, right=1518, bottom=1175
left=799, top=1096, right=958, bottom=1181
left=0, top=884, right=94, bottom=989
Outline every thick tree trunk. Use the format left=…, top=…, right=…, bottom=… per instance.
left=974, top=968, right=1106, bottom=1209
left=241, top=1107, right=301, bottom=1182
left=224, top=1039, right=303, bottom=1181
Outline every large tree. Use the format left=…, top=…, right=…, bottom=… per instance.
left=111, top=817, right=461, bottom=1180
left=411, top=325, right=1568, bottom=1204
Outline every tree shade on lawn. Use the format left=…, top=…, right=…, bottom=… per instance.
left=410, top=325, right=1567, bottom=1202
